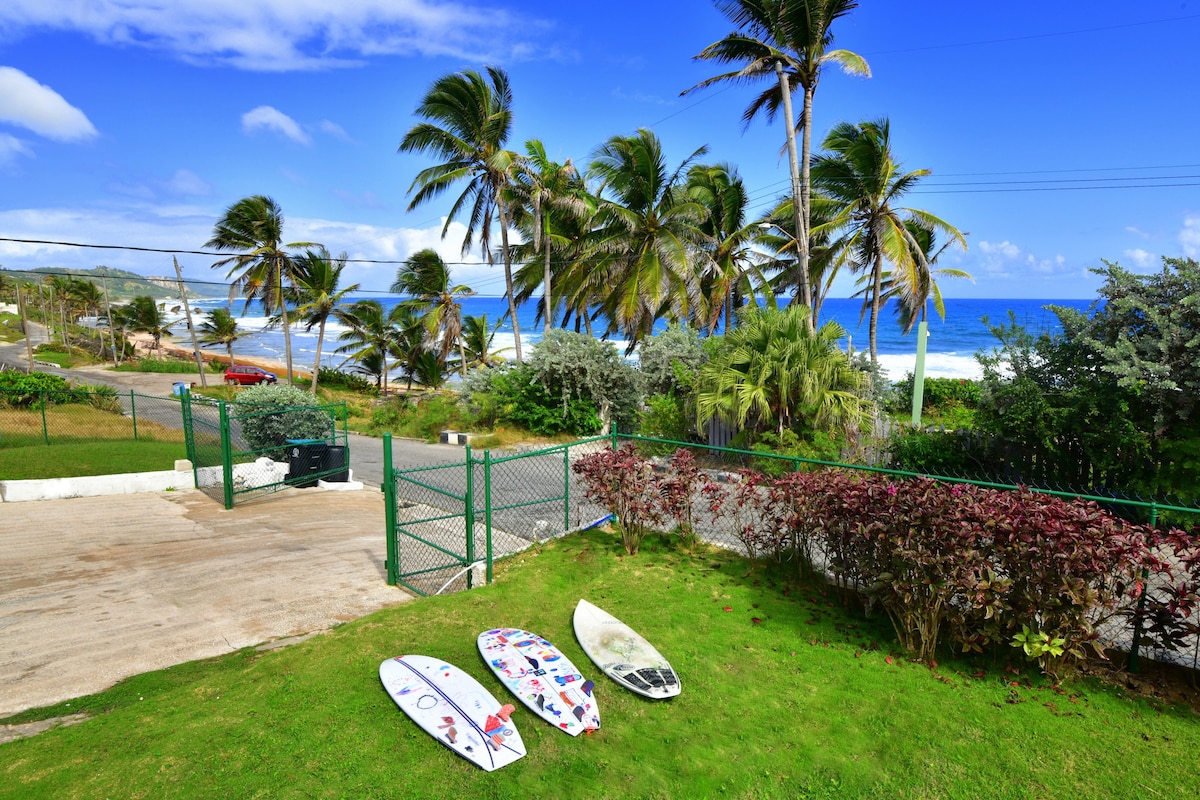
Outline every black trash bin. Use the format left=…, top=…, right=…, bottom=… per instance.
left=286, top=439, right=328, bottom=488
left=321, top=444, right=349, bottom=482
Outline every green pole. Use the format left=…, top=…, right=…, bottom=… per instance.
left=1128, top=503, right=1158, bottom=673
left=40, top=391, right=48, bottom=445
left=382, top=433, right=398, bottom=586
left=910, top=320, right=929, bottom=427
left=464, top=444, right=475, bottom=589
left=484, top=449, right=494, bottom=585
left=130, top=390, right=138, bottom=441
left=563, top=446, right=571, bottom=532
left=219, top=401, right=233, bottom=510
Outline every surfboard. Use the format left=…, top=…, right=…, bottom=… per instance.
left=379, top=655, right=526, bottom=771
left=477, top=628, right=601, bottom=736
left=573, top=599, right=681, bottom=699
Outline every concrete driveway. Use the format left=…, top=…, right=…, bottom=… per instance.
left=0, top=487, right=411, bottom=719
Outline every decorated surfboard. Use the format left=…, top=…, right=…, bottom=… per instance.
left=379, top=655, right=525, bottom=771
left=477, top=628, right=601, bottom=736
left=573, top=599, right=681, bottom=700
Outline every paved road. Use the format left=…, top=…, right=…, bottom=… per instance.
left=0, top=336, right=466, bottom=486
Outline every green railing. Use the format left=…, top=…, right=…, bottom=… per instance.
left=0, top=387, right=189, bottom=448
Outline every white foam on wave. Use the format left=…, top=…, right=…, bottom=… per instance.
left=875, top=352, right=983, bottom=382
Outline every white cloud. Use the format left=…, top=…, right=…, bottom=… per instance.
left=1123, top=248, right=1155, bottom=268
left=978, top=240, right=1021, bottom=259
left=0, top=132, right=33, bottom=163
left=318, top=120, right=352, bottom=142
left=0, top=66, right=97, bottom=141
left=1180, top=215, right=1200, bottom=258
left=166, top=169, right=212, bottom=196
left=0, top=1, right=548, bottom=72
left=241, top=106, right=310, bottom=145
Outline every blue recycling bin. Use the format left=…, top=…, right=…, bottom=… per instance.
left=172, top=382, right=189, bottom=397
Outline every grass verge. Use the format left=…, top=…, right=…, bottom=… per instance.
left=0, top=439, right=187, bottom=479
left=1, top=529, right=1197, bottom=799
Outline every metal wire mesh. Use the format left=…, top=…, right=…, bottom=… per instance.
left=0, top=387, right=190, bottom=449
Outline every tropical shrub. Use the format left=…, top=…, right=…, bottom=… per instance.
left=885, top=427, right=976, bottom=476
left=0, top=371, right=71, bottom=405
left=636, top=393, right=695, bottom=452
left=464, top=362, right=601, bottom=437
left=527, top=330, right=642, bottom=434
left=235, top=384, right=334, bottom=455
left=316, top=367, right=378, bottom=394
left=572, top=444, right=664, bottom=555
left=657, top=449, right=715, bottom=547
left=637, top=323, right=705, bottom=396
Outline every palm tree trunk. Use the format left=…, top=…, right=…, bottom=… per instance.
left=497, top=197, right=523, bottom=362
left=278, top=263, right=294, bottom=384
left=775, top=61, right=813, bottom=331
left=543, top=227, right=552, bottom=335
left=311, top=320, right=326, bottom=393
left=870, top=250, right=883, bottom=364
left=801, top=83, right=815, bottom=321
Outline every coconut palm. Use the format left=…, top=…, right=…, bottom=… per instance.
left=811, top=118, right=966, bottom=362
left=859, top=220, right=972, bottom=335
left=460, top=314, right=511, bottom=370
left=685, top=162, right=772, bottom=333
left=696, top=302, right=863, bottom=438
left=390, top=248, right=474, bottom=378
left=114, top=295, right=174, bottom=351
left=197, top=308, right=240, bottom=365
left=506, top=139, right=592, bottom=334
left=399, top=67, right=524, bottom=361
left=762, top=192, right=848, bottom=324
left=587, top=129, right=710, bottom=349
left=686, top=0, right=870, bottom=325
left=205, top=195, right=316, bottom=385
left=290, top=248, right=360, bottom=392
left=334, top=299, right=406, bottom=397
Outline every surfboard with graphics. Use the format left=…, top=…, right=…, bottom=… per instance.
left=573, top=599, right=681, bottom=699
left=477, top=628, right=600, bottom=736
left=379, top=655, right=526, bottom=771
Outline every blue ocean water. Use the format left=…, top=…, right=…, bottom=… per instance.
left=185, top=296, right=1094, bottom=382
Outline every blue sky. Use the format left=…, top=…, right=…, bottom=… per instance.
left=1, top=0, right=1198, bottom=300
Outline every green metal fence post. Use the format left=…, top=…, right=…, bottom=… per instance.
left=219, top=401, right=234, bottom=510
left=484, top=448, right=494, bottom=585
left=382, top=433, right=398, bottom=586
left=129, top=390, right=138, bottom=441
left=611, top=425, right=618, bottom=451
left=1128, top=502, right=1158, bottom=673
left=40, top=391, right=48, bottom=445
left=464, top=444, right=475, bottom=589
left=563, top=445, right=571, bottom=532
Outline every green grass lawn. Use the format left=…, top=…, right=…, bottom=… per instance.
left=1, top=529, right=1197, bottom=799
left=0, top=439, right=187, bottom=479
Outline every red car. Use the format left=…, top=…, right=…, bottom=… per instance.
left=224, top=365, right=277, bottom=385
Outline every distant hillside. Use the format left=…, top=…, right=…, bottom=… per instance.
left=0, top=266, right=223, bottom=300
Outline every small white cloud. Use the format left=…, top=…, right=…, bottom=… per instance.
left=1123, top=248, right=1155, bottom=268
left=241, top=105, right=310, bottom=145
left=332, top=188, right=384, bottom=209
left=0, top=132, right=32, bottom=163
left=978, top=240, right=1021, bottom=258
left=0, top=66, right=98, bottom=141
left=1180, top=215, right=1200, bottom=258
left=318, top=119, right=352, bottom=142
left=167, top=168, right=211, bottom=196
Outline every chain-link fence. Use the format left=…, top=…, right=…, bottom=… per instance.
left=0, top=387, right=188, bottom=449
left=384, top=430, right=1200, bottom=673
left=183, top=393, right=349, bottom=508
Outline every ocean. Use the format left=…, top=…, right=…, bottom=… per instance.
left=181, top=296, right=1094, bottom=383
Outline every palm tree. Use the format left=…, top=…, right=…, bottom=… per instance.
left=390, top=248, right=474, bottom=378
left=686, top=0, right=870, bottom=325
left=762, top=192, right=847, bottom=324
left=861, top=220, right=971, bottom=335
left=460, top=313, right=511, bottom=370
left=811, top=118, right=966, bottom=362
left=334, top=299, right=407, bottom=397
left=114, top=295, right=174, bottom=351
left=290, top=248, right=360, bottom=392
left=399, top=67, right=524, bottom=361
left=696, top=302, right=863, bottom=438
left=587, top=128, right=710, bottom=349
left=506, top=139, right=591, bottom=335
left=685, top=162, right=771, bottom=332
left=197, top=307, right=240, bottom=365
left=205, top=195, right=316, bottom=385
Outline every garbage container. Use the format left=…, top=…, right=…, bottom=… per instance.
left=172, top=382, right=189, bottom=397
left=321, top=444, right=349, bottom=482
left=286, top=439, right=327, bottom=488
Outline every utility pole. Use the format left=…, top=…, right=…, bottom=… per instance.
left=17, top=287, right=33, bottom=373
left=173, top=257, right=208, bottom=388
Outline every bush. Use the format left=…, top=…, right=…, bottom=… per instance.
left=572, top=444, right=665, bottom=555
left=467, top=363, right=601, bottom=437
left=316, top=366, right=378, bottom=394
left=636, top=393, right=695, bottom=452
left=368, top=393, right=473, bottom=441
left=0, top=371, right=71, bottom=406
left=637, top=324, right=705, bottom=396
left=527, top=330, right=642, bottom=434
left=113, top=357, right=223, bottom=374
left=885, top=427, right=976, bottom=476
left=235, top=384, right=334, bottom=456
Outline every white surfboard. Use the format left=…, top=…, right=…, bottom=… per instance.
left=573, top=599, right=681, bottom=699
left=379, top=655, right=525, bottom=771
left=477, top=628, right=600, bottom=735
